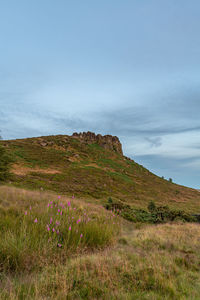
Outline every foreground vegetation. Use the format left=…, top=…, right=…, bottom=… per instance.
left=0, top=186, right=119, bottom=274
left=0, top=186, right=200, bottom=299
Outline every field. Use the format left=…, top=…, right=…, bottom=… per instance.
left=0, top=186, right=200, bottom=300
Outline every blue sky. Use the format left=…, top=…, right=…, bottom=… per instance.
left=0, top=1, right=200, bottom=188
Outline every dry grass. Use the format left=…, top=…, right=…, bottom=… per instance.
left=0, top=186, right=120, bottom=274
left=0, top=185, right=105, bottom=214
left=11, top=164, right=61, bottom=175
left=2, top=222, right=200, bottom=299
left=0, top=186, right=200, bottom=299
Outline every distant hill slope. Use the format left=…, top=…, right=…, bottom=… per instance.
left=1, top=132, right=200, bottom=212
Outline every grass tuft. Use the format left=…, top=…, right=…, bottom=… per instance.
left=0, top=186, right=120, bottom=273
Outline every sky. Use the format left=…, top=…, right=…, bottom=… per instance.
left=0, top=1, right=200, bottom=188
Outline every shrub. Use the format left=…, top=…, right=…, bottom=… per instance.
left=147, top=200, right=156, bottom=213
left=108, top=197, right=113, bottom=204
left=0, top=145, right=12, bottom=181
left=105, top=198, right=198, bottom=224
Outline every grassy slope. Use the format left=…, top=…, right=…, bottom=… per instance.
left=1, top=134, right=200, bottom=212
left=0, top=186, right=200, bottom=300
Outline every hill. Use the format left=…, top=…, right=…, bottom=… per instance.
left=1, top=132, right=200, bottom=212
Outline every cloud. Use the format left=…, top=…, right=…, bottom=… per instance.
left=2, top=85, right=200, bottom=148
left=145, top=137, right=162, bottom=147
left=1, top=82, right=200, bottom=188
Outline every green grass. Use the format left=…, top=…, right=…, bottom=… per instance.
left=1, top=134, right=200, bottom=299
left=0, top=186, right=200, bottom=299
left=106, top=171, right=133, bottom=183
left=97, top=158, right=124, bottom=170
left=1, top=135, right=200, bottom=213
left=0, top=186, right=200, bottom=300
left=0, top=186, right=119, bottom=274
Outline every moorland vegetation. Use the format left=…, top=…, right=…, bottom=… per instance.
left=0, top=134, right=200, bottom=299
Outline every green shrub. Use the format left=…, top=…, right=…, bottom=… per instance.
left=108, top=197, right=113, bottom=204
left=147, top=200, right=156, bottom=213
left=105, top=198, right=197, bottom=224
left=0, top=145, right=12, bottom=181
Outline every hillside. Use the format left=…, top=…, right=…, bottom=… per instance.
left=1, top=132, right=200, bottom=212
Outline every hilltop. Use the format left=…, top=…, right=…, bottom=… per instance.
left=1, top=132, right=200, bottom=212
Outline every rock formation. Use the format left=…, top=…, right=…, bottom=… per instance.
left=72, top=131, right=123, bottom=155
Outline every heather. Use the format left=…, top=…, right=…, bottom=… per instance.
left=1, top=135, right=200, bottom=212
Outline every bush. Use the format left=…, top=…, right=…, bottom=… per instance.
left=108, top=197, right=113, bottom=204
left=0, top=145, right=12, bottom=181
left=148, top=200, right=156, bottom=213
left=105, top=198, right=197, bottom=224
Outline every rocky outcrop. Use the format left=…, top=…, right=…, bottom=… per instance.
left=72, top=131, right=123, bottom=155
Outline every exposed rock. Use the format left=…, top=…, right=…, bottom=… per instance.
left=72, top=131, right=123, bottom=155
left=40, top=142, right=48, bottom=147
left=124, top=156, right=132, bottom=161
left=37, top=138, right=48, bottom=147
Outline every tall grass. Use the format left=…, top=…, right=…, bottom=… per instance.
left=1, top=186, right=200, bottom=299
left=0, top=186, right=120, bottom=272
left=1, top=222, right=200, bottom=299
